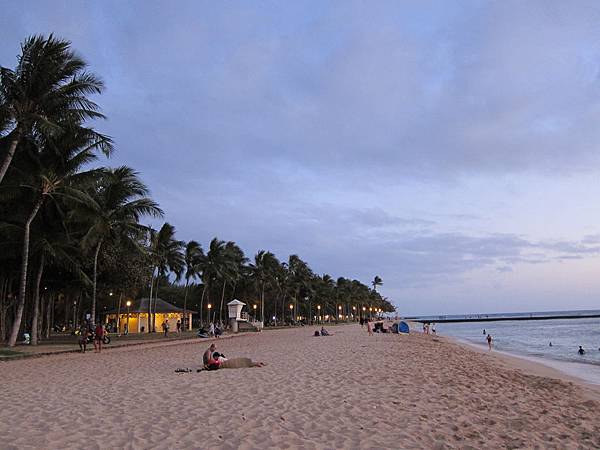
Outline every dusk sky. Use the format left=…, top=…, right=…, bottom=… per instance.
left=3, top=1, right=600, bottom=315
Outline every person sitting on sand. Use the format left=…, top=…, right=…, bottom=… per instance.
left=578, top=346, right=585, bottom=355
left=202, top=343, right=265, bottom=370
left=487, top=333, right=493, bottom=351
left=320, top=327, right=330, bottom=336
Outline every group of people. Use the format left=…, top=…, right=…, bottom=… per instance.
left=314, top=327, right=331, bottom=336
left=160, top=319, right=185, bottom=337
left=423, top=322, right=436, bottom=335
left=201, top=343, right=265, bottom=370
left=78, top=322, right=106, bottom=353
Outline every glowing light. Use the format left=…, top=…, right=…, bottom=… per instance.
left=126, top=300, right=132, bottom=307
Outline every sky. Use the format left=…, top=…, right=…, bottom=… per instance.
left=3, top=0, right=600, bottom=315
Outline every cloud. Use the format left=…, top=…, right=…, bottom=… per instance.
left=4, top=1, right=600, bottom=314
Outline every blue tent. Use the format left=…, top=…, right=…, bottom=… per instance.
left=399, top=321, right=410, bottom=333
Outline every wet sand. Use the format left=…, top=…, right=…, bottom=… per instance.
left=1, top=324, right=599, bottom=449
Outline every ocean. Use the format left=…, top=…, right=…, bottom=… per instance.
left=432, top=314, right=600, bottom=385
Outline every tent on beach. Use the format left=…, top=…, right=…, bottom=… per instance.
left=392, top=321, right=410, bottom=334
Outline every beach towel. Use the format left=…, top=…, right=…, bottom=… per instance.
left=220, top=357, right=255, bottom=369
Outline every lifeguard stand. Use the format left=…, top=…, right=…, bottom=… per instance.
left=227, top=299, right=247, bottom=332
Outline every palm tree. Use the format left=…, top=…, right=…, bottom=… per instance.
left=182, top=240, right=203, bottom=332
left=148, top=223, right=184, bottom=331
left=0, top=34, right=112, bottom=184
left=196, top=238, right=228, bottom=325
left=216, top=242, right=246, bottom=323
left=5, top=128, right=106, bottom=346
left=372, top=275, right=383, bottom=292
left=250, top=250, right=279, bottom=323
left=78, top=166, right=163, bottom=325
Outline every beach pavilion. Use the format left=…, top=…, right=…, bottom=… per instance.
left=104, top=298, right=193, bottom=334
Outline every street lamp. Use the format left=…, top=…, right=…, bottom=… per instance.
left=207, top=303, right=212, bottom=324
left=289, top=304, right=294, bottom=323
left=126, top=300, right=132, bottom=335
left=317, top=305, right=321, bottom=323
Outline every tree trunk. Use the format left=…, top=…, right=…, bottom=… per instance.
left=116, top=293, right=122, bottom=333
left=91, top=240, right=103, bottom=326
left=183, top=279, right=189, bottom=332
left=49, top=295, right=55, bottom=337
left=261, top=282, right=265, bottom=324
left=0, top=135, right=20, bottom=185
left=152, top=277, right=160, bottom=332
left=8, top=197, right=43, bottom=347
left=199, top=284, right=207, bottom=326
left=0, top=278, right=6, bottom=342
left=44, top=295, right=52, bottom=339
left=218, top=280, right=226, bottom=324
left=30, top=254, right=45, bottom=345
left=147, top=268, right=155, bottom=332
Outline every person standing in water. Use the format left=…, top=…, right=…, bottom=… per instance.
left=578, top=346, right=585, bottom=355
left=486, top=334, right=493, bottom=351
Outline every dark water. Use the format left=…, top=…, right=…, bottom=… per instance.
left=436, top=317, right=600, bottom=384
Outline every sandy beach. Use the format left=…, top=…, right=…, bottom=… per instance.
left=1, top=324, right=599, bottom=449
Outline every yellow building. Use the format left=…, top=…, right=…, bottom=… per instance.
left=105, top=297, right=194, bottom=334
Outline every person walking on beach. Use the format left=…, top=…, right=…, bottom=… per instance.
left=78, top=324, right=89, bottom=353
left=94, top=323, right=105, bottom=353
left=176, top=319, right=181, bottom=334
left=367, top=320, right=373, bottom=336
left=486, top=333, right=493, bottom=351
left=162, top=319, right=169, bottom=337
left=431, top=323, right=436, bottom=335
left=209, top=322, right=215, bottom=337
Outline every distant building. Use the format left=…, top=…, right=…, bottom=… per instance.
left=104, top=298, right=193, bottom=333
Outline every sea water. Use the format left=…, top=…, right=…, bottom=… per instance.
left=435, top=317, right=600, bottom=385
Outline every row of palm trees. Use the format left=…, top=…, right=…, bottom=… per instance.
left=0, top=34, right=394, bottom=347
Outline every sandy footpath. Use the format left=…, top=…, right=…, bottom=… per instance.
left=1, top=324, right=599, bottom=449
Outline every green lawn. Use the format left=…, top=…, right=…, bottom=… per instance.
left=0, top=348, right=23, bottom=357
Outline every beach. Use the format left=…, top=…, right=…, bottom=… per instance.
left=1, top=324, right=599, bottom=449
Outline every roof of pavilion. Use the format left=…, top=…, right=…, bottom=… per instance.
left=105, top=298, right=194, bottom=314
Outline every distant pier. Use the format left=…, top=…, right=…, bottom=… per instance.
left=406, top=311, right=600, bottom=323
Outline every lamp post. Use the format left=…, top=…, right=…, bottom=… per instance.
left=253, top=304, right=257, bottom=320
left=338, top=305, right=342, bottom=321
left=207, top=303, right=212, bottom=325
left=289, top=304, right=294, bottom=324
left=126, top=300, right=131, bottom=335
left=317, top=305, right=321, bottom=324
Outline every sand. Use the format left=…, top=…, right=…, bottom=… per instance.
left=1, top=324, right=599, bottom=449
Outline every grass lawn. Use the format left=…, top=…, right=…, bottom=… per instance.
left=0, top=348, right=23, bottom=357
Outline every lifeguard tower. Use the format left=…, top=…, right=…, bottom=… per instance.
left=227, top=299, right=248, bottom=333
